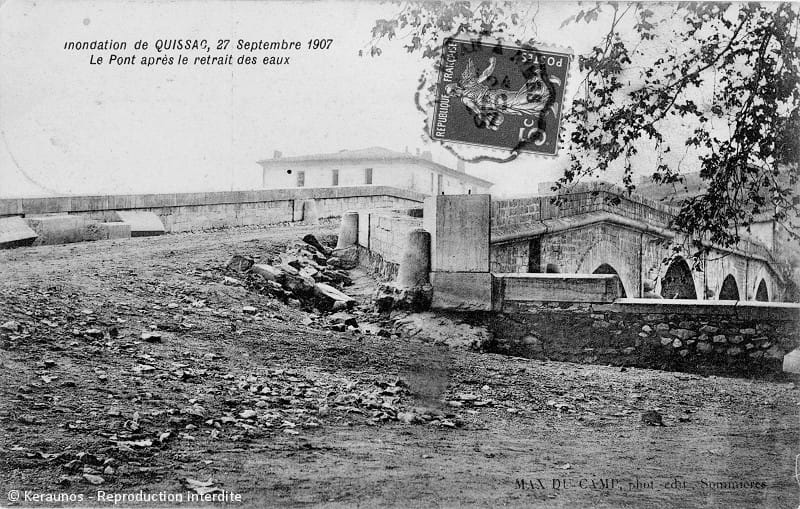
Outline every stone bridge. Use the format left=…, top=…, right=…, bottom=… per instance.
left=489, top=183, right=786, bottom=303
left=342, top=188, right=797, bottom=375
left=344, top=185, right=789, bottom=307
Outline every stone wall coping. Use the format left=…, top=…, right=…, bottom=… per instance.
left=494, top=272, right=618, bottom=280
left=608, top=298, right=800, bottom=320
left=0, top=186, right=426, bottom=216
left=614, top=298, right=800, bottom=309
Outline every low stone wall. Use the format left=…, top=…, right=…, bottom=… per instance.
left=0, top=187, right=425, bottom=242
left=494, top=273, right=622, bottom=306
left=350, top=208, right=423, bottom=263
left=366, top=212, right=423, bottom=264
left=489, top=299, right=799, bottom=378
left=0, top=186, right=425, bottom=217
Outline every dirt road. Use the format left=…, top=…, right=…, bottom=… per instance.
left=1, top=225, right=798, bottom=508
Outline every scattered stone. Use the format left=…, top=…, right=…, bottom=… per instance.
left=329, top=312, right=358, bottom=328
left=242, top=306, right=257, bottom=315
left=672, top=339, right=682, bottom=348
left=331, top=300, right=349, bottom=311
left=728, top=335, right=744, bottom=345
left=660, top=337, right=673, bottom=346
left=302, top=234, right=331, bottom=256
left=226, top=255, right=254, bottom=273
left=699, top=325, right=719, bottom=334
left=712, top=334, right=727, bottom=344
left=82, top=473, right=105, bottom=485
left=252, top=264, right=284, bottom=283
left=697, top=342, right=712, bottom=353
left=622, top=346, right=636, bottom=355
left=1, top=320, right=20, bottom=332
left=140, top=331, right=162, bottom=342
left=314, top=283, right=355, bottom=310
left=641, top=325, right=652, bottom=333
left=397, top=412, right=417, bottom=424
left=740, top=328, right=756, bottom=336
left=239, top=410, right=257, bottom=419
left=641, top=410, right=664, bottom=426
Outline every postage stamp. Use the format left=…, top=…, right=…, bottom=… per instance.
left=430, top=37, right=572, bottom=157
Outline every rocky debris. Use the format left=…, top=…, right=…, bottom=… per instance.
left=314, top=283, right=355, bottom=311
left=329, top=246, right=359, bottom=270
left=227, top=235, right=360, bottom=312
left=302, top=234, right=331, bottom=257
left=226, top=255, right=254, bottom=273
left=374, top=282, right=432, bottom=313
left=328, top=312, right=359, bottom=329
left=251, top=264, right=283, bottom=282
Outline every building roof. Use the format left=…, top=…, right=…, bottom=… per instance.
left=257, top=147, right=494, bottom=187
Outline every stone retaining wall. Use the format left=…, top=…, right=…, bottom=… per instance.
left=489, top=299, right=799, bottom=378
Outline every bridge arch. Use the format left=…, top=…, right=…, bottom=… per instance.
left=750, top=265, right=774, bottom=301
left=718, top=274, right=740, bottom=300
left=660, top=257, right=698, bottom=299
left=755, top=279, right=770, bottom=302
left=592, top=263, right=627, bottom=297
left=575, top=239, right=637, bottom=298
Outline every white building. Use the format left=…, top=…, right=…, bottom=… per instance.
left=257, top=147, right=493, bottom=196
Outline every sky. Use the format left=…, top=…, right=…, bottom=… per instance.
left=0, top=0, right=705, bottom=198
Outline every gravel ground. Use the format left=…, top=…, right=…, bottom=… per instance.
left=1, top=225, right=798, bottom=508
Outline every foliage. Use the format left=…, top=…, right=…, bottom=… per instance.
left=367, top=1, right=800, bottom=254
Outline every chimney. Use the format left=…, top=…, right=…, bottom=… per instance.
left=273, top=150, right=282, bottom=159
left=456, top=159, right=465, bottom=172
left=421, top=150, right=433, bottom=161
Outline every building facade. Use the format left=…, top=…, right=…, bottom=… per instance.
left=257, top=147, right=493, bottom=196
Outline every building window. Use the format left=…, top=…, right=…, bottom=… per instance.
left=364, top=167, right=373, bottom=185
left=296, top=170, right=305, bottom=187
left=430, top=172, right=434, bottom=193
left=332, top=169, right=339, bottom=186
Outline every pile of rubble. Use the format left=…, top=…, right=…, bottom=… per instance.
left=225, top=234, right=357, bottom=312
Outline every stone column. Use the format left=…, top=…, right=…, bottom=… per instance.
left=335, top=211, right=359, bottom=249
left=396, top=228, right=431, bottom=287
